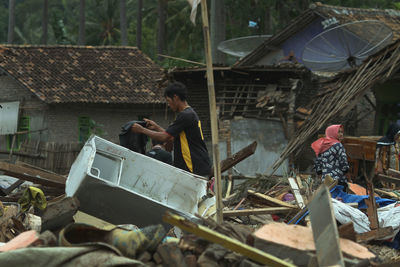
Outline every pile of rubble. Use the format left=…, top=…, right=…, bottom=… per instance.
left=0, top=136, right=399, bottom=266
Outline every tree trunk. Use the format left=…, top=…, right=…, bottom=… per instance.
left=136, top=0, right=143, bottom=49
left=277, top=1, right=289, bottom=29
left=264, top=7, right=272, bottom=34
left=41, top=0, right=48, bottom=44
left=7, top=0, right=15, bottom=44
left=120, top=0, right=127, bottom=46
left=211, top=0, right=225, bottom=64
left=78, top=0, right=85, bottom=45
left=157, top=0, right=167, bottom=61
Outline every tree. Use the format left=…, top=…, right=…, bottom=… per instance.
left=79, top=0, right=85, bottom=45
left=211, top=0, right=225, bottom=65
left=120, top=0, right=127, bottom=45
left=157, top=0, right=167, bottom=60
left=136, top=0, right=143, bottom=49
left=8, top=0, right=15, bottom=44
left=41, top=0, right=48, bottom=44
left=86, top=0, right=120, bottom=45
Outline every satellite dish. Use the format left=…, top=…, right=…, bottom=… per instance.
left=218, top=35, right=271, bottom=58
left=302, top=20, right=393, bottom=72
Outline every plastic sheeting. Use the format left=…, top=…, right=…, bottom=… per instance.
left=330, top=185, right=395, bottom=209
left=332, top=198, right=400, bottom=239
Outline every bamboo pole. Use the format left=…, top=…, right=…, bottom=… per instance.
left=200, top=0, right=223, bottom=223
left=158, top=54, right=206, bottom=66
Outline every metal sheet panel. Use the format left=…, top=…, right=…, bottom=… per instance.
left=229, top=118, right=289, bottom=176
left=0, top=101, right=19, bottom=135
left=66, top=135, right=214, bottom=227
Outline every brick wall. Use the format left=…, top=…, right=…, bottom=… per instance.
left=46, top=103, right=171, bottom=144
left=0, top=75, right=48, bottom=150
left=0, top=74, right=172, bottom=146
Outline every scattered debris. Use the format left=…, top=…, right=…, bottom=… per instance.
left=0, top=133, right=397, bottom=266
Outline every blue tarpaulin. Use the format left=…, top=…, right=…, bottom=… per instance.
left=330, top=185, right=395, bottom=209
left=289, top=185, right=396, bottom=225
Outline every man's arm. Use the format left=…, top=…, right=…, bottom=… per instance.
left=131, top=123, right=173, bottom=143
left=144, top=118, right=165, bottom=132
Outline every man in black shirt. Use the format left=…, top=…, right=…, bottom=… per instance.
left=131, top=82, right=211, bottom=176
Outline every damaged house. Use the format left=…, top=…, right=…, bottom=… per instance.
left=234, top=2, right=400, bottom=173
left=0, top=45, right=168, bottom=173
left=171, top=64, right=312, bottom=176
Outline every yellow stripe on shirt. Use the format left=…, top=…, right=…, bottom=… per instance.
left=180, top=131, right=193, bottom=172
left=198, top=121, right=204, bottom=140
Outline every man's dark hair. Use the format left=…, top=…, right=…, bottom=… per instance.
left=164, top=81, right=187, bottom=101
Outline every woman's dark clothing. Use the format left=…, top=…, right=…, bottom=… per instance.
left=315, top=142, right=349, bottom=184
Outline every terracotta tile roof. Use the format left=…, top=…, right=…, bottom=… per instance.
left=0, top=45, right=166, bottom=104
left=237, top=3, right=400, bottom=67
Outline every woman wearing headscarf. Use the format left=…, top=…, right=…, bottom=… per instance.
left=311, top=124, right=349, bottom=188
left=376, top=123, right=400, bottom=174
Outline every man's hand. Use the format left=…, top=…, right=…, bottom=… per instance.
left=144, top=118, right=161, bottom=131
left=131, top=123, right=145, bottom=133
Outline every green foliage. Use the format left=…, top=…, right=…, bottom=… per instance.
left=86, top=0, right=121, bottom=45
left=78, top=116, right=105, bottom=143
left=0, top=0, right=398, bottom=65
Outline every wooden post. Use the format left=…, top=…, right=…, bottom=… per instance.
left=8, top=134, right=16, bottom=160
left=200, top=0, right=223, bottom=223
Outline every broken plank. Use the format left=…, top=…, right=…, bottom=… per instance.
left=356, top=227, right=393, bottom=243
left=223, top=207, right=296, bottom=217
left=338, top=222, right=357, bottom=242
left=374, top=188, right=400, bottom=200
left=377, top=174, right=400, bottom=186
left=163, top=212, right=295, bottom=267
left=288, top=179, right=338, bottom=225
left=308, top=185, right=345, bottom=267
left=210, top=141, right=257, bottom=177
left=248, top=190, right=298, bottom=209
left=388, top=168, right=400, bottom=178
left=0, top=162, right=66, bottom=188
left=295, top=176, right=303, bottom=189
left=288, top=177, right=305, bottom=209
left=0, top=179, right=24, bottom=196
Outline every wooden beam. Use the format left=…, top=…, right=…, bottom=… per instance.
left=163, top=212, right=295, bottom=267
left=308, top=185, right=345, bottom=266
left=210, top=141, right=257, bottom=177
left=338, top=222, right=357, bottom=242
left=157, top=54, right=206, bottom=66
left=374, top=188, right=400, bottom=200
left=365, top=181, right=379, bottom=230
left=387, top=168, right=400, bottom=178
left=377, top=174, right=400, bottom=186
left=223, top=207, right=296, bottom=217
left=200, top=0, right=223, bottom=223
left=248, top=190, right=298, bottom=209
left=0, top=161, right=65, bottom=188
left=0, top=179, right=24, bottom=196
left=356, top=227, right=393, bottom=243
left=288, top=177, right=305, bottom=208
